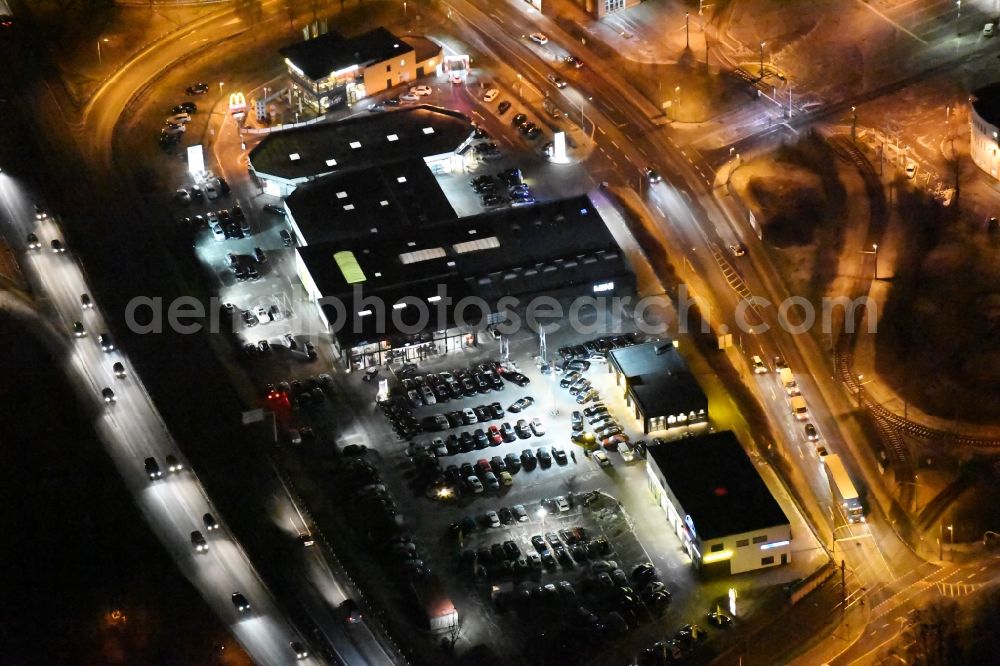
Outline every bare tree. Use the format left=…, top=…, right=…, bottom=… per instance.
left=441, top=616, right=464, bottom=653
left=891, top=598, right=960, bottom=666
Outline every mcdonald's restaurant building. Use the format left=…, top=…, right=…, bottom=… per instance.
left=280, top=27, right=442, bottom=111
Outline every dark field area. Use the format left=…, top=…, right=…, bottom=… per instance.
left=0, top=315, right=245, bottom=665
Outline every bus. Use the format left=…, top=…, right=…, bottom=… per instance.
left=0, top=0, right=12, bottom=27
left=824, top=454, right=864, bottom=523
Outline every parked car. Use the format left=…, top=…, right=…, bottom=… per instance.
left=508, top=396, right=534, bottom=413
left=528, top=32, right=549, bottom=45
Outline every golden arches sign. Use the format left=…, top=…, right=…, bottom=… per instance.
left=228, top=91, right=246, bottom=112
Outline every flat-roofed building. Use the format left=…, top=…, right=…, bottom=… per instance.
left=607, top=341, right=708, bottom=434
left=294, top=194, right=635, bottom=369
left=248, top=105, right=474, bottom=196
left=280, top=27, right=442, bottom=111
left=646, top=432, right=792, bottom=575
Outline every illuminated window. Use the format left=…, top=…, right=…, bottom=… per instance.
left=397, top=176, right=407, bottom=183
left=334, top=251, right=366, bottom=284
left=325, top=158, right=337, bottom=166
left=343, top=204, right=355, bottom=211
left=349, top=141, right=362, bottom=149
left=400, top=59, right=406, bottom=66
left=288, top=153, right=301, bottom=160
left=453, top=236, right=500, bottom=254
left=422, top=127, right=435, bottom=135
left=336, top=191, right=348, bottom=199
left=387, top=134, right=399, bottom=142
left=379, top=200, right=389, bottom=206
left=399, top=247, right=446, bottom=264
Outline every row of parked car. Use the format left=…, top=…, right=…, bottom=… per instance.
left=402, top=360, right=529, bottom=408
left=557, top=333, right=638, bottom=363
left=470, top=167, right=535, bottom=208
left=416, top=413, right=546, bottom=457
left=158, top=99, right=197, bottom=149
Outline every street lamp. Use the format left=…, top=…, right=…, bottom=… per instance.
left=685, top=11, right=690, bottom=49
left=851, top=106, right=857, bottom=142
left=872, top=244, right=878, bottom=280
left=674, top=86, right=681, bottom=120
left=517, top=74, right=523, bottom=100
left=759, top=41, right=766, bottom=79
left=97, top=37, right=109, bottom=65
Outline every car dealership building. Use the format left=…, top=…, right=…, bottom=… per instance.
left=646, top=432, right=792, bottom=575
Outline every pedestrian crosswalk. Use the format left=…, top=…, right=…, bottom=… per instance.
left=936, top=581, right=982, bottom=597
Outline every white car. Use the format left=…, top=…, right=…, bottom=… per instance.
left=529, top=32, right=548, bottom=45
left=254, top=305, right=269, bottom=322
left=554, top=496, right=570, bottom=512
left=530, top=417, right=545, bottom=437
left=410, top=85, right=432, bottom=96
left=751, top=355, right=767, bottom=374
left=167, top=113, right=191, bottom=124
left=175, top=188, right=191, bottom=204
left=592, top=450, right=612, bottom=467
left=400, top=93, right=420, bottom=102
left=985, top=22, right=995, bottom=37
left=205, top=183, right=218, bottom=199
left=483, top=88, right=500, bottom=103
left=162, top=123, right=186, bottom=136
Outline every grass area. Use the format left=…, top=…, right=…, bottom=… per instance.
left=875, top=189, right=1000, bottom=423
left=733, top=132, right=847, bottom=304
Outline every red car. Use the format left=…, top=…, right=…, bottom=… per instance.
left=488, top=425, right=503, bottom=445
left=602, top=434, right=629, bottom=450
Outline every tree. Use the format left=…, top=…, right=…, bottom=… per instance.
left=891, top=598, right=960, bottom=666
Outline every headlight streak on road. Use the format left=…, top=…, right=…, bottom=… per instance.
left=0, top=194, right=317, bottom=664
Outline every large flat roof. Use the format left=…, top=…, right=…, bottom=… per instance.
left=298, top=195, right=633, bottom=348
left=609, top=341, right=707, bottom=419
left=279, top=27, right=414, bottom=81
left=972, top=82, right=1000, bottom=127
left=285, top=159, right=457, bottom=246
left=647, top=431, right=789, bottom=540
left=248, top=105, right=473, bottom=183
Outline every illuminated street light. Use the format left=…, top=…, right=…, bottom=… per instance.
left=759, top=41, right=766, bottom=79
left=97, top=37, right=109, bottom=65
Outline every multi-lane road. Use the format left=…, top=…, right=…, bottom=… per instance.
left=0, top=185, right=316, bottom=664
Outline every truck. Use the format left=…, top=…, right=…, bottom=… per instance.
left=411, top=575, right=458, bottom=632
left=779, top=367, right=799, bottom=395
left=790, top=396, right=808, bottom=420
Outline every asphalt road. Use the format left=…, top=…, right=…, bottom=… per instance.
left=0, top=183, right=313, bottom=664
left=0, top=2, right=403, bottom=663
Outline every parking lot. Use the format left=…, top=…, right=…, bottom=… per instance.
left=325, top=304, right=746, bottom=661
left=145, top=63, right=791, bottom=663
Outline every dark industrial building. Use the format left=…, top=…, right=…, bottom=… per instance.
left=248, top=105, right=475, bottom=196
left=293, top=192, right=635, bottom=370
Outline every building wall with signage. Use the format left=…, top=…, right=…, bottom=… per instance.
left=645, top=449, right=792, bottom=575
